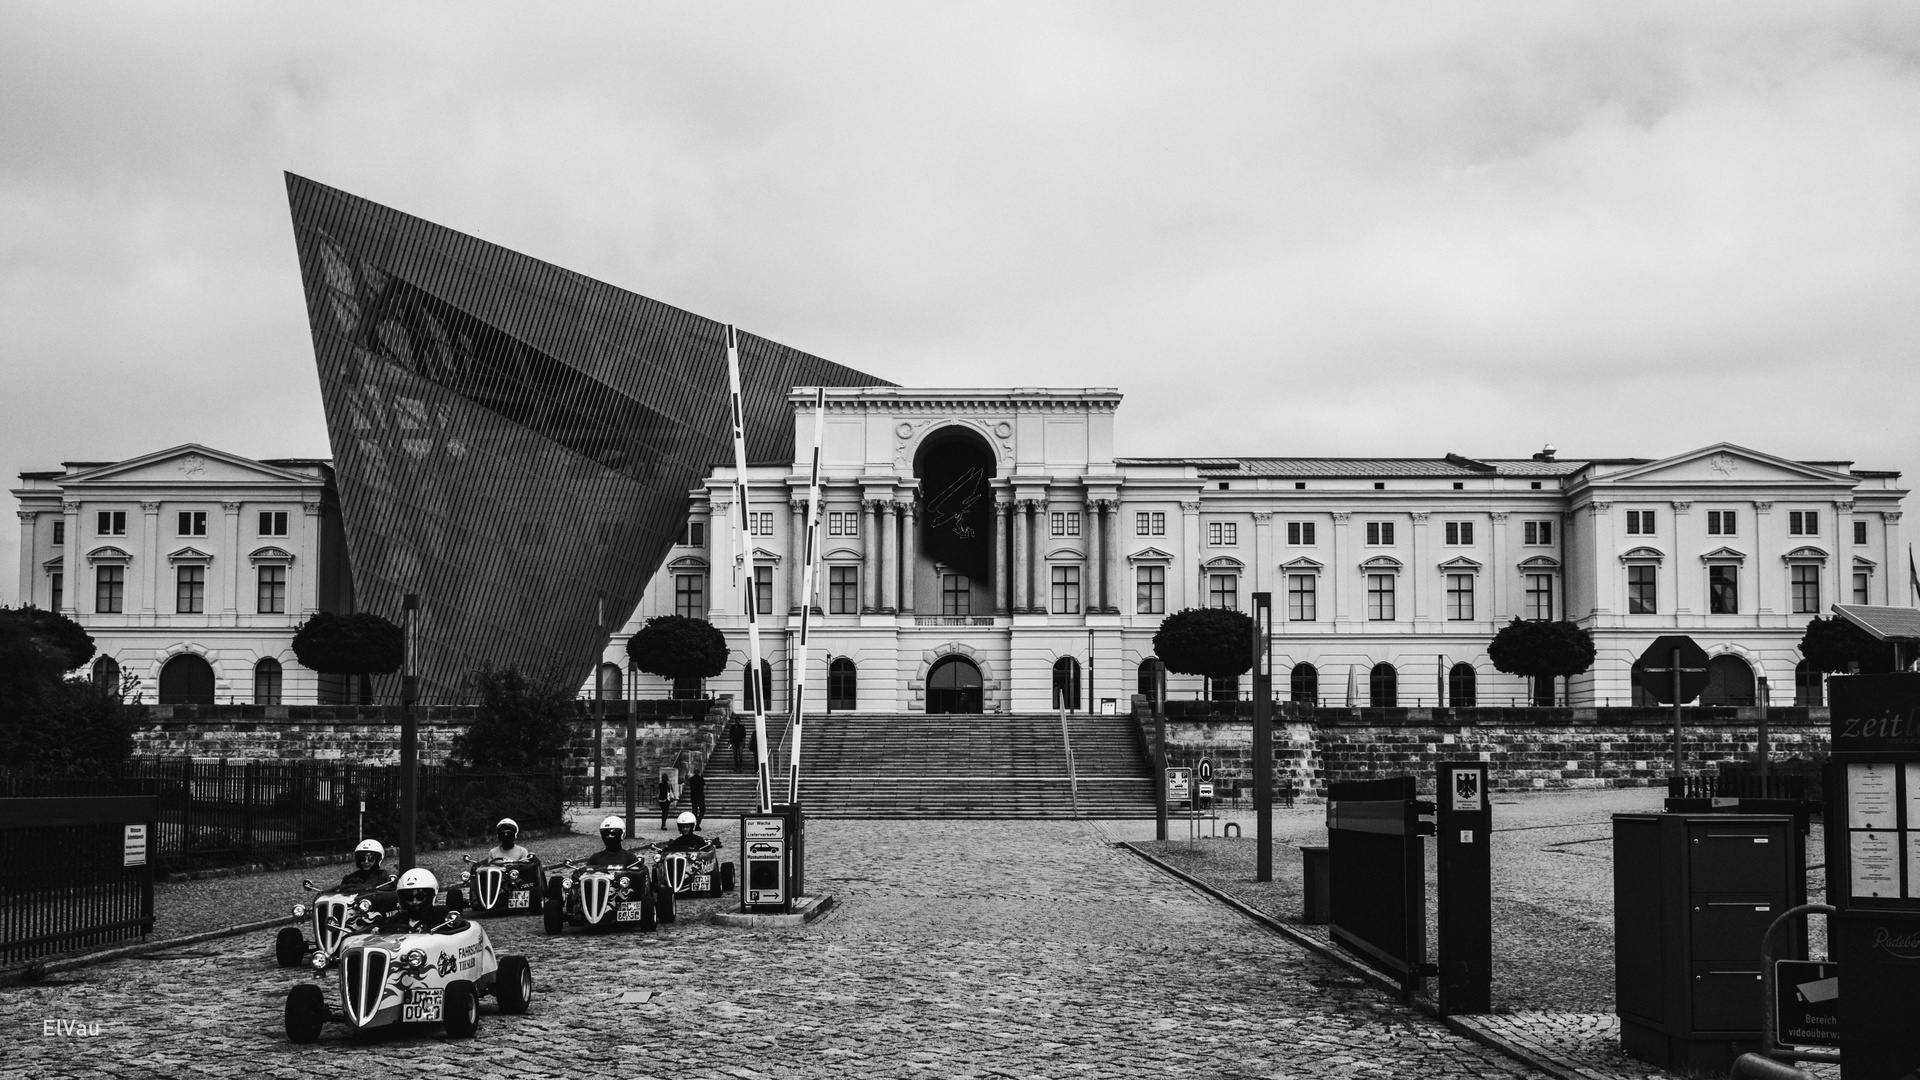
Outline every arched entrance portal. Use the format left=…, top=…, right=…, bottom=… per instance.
left=926, top=655, right=983, bottom=714
left=1700, top=654, right=1755, bottom=707
left=914, top=427, right=997, bottom=613
left=159, top=653, right=216, bottom=705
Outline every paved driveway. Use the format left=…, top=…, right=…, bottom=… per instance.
left=2, top=820, right=1539, bottom=1079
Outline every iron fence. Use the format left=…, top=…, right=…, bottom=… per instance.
left=0, top=797, right=157, bottom=964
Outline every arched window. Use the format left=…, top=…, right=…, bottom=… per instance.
left=158, top=653, right=216, bottom=706
left=927, top=656, right=983, bottom=714
left=1136, top=658, right=1165, bottom=710
left=596, top=662, right=624, bottom=701
left=1053, top=657, right=1082, bottom=712
left=1701, top=655, right=1755, bottom=707
left=92, top=655, right=121, bottom=692
left=1210, top=675, right=1240, bottom=704
left=1448, top=663, right=1476, bottom=708
left=254, top=658, right=282, bottom=706
left=741, top=659, right=775, bottom=712
left=1290, top=662, right=1318, bottom=705
left=1368, top=663, right=1397, bottom=708
left=828, top=657, right=857, bottom=711
left=1794, top=659, right=1823, bottom=707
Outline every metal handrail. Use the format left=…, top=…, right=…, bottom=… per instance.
left=1058, top=709, right=1080, bottom=818
left=1759, top=902, right=1840, bottom=1066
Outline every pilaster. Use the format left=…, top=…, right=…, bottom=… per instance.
left=1330, top=512, right=1351, bottom=625
left=141, top=501, right=161, bottom=617
left=222, top=502, right=242, bottom=618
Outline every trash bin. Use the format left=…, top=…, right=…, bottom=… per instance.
left=1300, top=844, right=1329, bottom=924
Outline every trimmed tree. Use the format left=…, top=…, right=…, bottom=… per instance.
left=1487, top=618, right=1596, bottom=706
left=1152, top=607, right=1256, bottom=702
left=291, top=611, right=404, bottom=704
left=0, top=606, right=128, bottom=770
left=626, top=615, right=728, bottom=697
left=1799, top=614, right=1898, bottom=675
left=449, top=664, right=576, bottom=772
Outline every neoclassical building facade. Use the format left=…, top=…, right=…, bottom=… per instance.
left=13, top=445, right=350, bottom=705
left=602, top=386, right=1909, bottom=713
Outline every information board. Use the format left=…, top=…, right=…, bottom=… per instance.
left=122, top=823, right=147, bottom=867
left=1165, top=768, right=1191, bottom=804
left=1774, top=960, right=1840, bottom=1049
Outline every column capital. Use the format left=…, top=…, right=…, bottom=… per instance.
left=1331, top=512, right=1352, bottom=523
left=1410, top=512, right=1430, bottom=523
left=1252, top=512, right=1273, bottom=524
left=1753, top=501, right=1773, bottom=513
left=864, top=497, right=890, bottom=510
left=17, top=510, right=39, bottom=522
left=1588, top=501, right=1612, bottom=514
left=1179, top=501, right=1201, bottom=513
left=1670, top=500, right=1691, bottom=514
left=1885, top=511, right=1902, bottom=523
left=1094, top=497, right=1118, bottom=511
left=62, top=500, right=82, bottom=514
left=890, top=499, right=910, bottom=512
left=141, top=501, right=162, bottom=513
left=1019, top=498, right=1042, bottom=510
left=221, top=501, right=243, bottom=514
left=1836, top=501, right=1854, bottom=514
left=1489, top=512, right=1509, bottom=522
left=790, top=497, right=808, bottom=511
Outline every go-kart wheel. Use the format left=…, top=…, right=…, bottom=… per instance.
left=443, top=980, right=479, bottom=1038
left=546, top=878, right=563, bottom=904
left=494, top=955, right=532, bottom=1015
left=445, top=887, right=465, bottom=912
left=719, top=862, right=735, bottom=893
left=275, top=926, right=306, bottom=968
left=542, top=899, right=563, bottom=936
left=656, top=886, right=675, bottom=924
left=284, top=983, right=326, bottom=1043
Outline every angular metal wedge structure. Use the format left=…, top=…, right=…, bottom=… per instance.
left=284, top=173, right=889, bottom=701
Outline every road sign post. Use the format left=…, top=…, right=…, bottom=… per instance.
left=1252, top=591, right=1273, bottom=882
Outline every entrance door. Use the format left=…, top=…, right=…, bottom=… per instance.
left=158, top=654, right=216, bottom=705
left=925, top=656, right=983, bottom=714
left=1700, top=655, right=1755, bottom=706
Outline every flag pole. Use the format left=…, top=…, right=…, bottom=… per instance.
left=787, top=387, right=828, bottom=804
left=724, top=325, right=773, bottom=814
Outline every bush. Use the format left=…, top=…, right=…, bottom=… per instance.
left=448, top=665, right=576, bottom=772
left=1487, top=618, right=1596, bottom=704
left=1798, top=615, right=1897, bottom=674
left=292, top=612, right=404, bottom=702
left=626, top=616, right=728, bottom=683
left=1152, top=608, right=1256, bottom=681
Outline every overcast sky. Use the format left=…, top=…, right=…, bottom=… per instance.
left=5, top=2, right=1919, bottom=605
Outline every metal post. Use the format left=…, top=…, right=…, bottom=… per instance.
left=724, top=324, right=774, bottom=813
left=625, top=709, right=637, bottom=838
left=1253, top=592, right=1273, bottom=882
left=1155, top=662, right=1168, bottom=842
left=787, top=387, right=827, bottom=805
left=1756, top=675, right=1770, bottom=785
left=399, top=594, right=418, bottom=871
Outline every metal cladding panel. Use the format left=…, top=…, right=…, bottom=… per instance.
left=284, top=174, right=890, bottom=701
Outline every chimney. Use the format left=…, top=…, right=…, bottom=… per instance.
left=1532, top=444, right=1556, bottom=462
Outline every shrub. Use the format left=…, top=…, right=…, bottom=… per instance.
left=292, top=612, right=404, bottom=703
left=1798, top=615, right=1897, bottom=674
left=1487, top=618, right=1596, bottom=705
left=1152, top=608, right=1256, bottom=681
left=448, top=665, right=576, bottom=772
left=626, top=616, right=728, bottom=685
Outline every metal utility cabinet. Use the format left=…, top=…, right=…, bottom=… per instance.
left=1615, top=811, right=1807, bottom=1075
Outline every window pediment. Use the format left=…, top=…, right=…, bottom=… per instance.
left=1517, top=555, right=1561, bottom=571
left=1127, top=546, right=1174, bottom=564
left=751, top=546, right=781, bottom=565
left=1278, top=556, right=1323, bottom=574
left=667, top=556, right=709, bottom=572
left=1700, top=546, right=1746, bottom=564
left=1437, top=556, right=1482, bottom=574
left=1783, top=545, right=1829, bottom=564
left=1854, top=555, right=1877, bottom=571
left=86, top=545, right=132, bottom=564
left=822, top=546, right=862, bottom=563
left=1202, top=555, right=1244, bottom=570
left=168, top=546, right=214, bottom=565
left=248, top=545, right=295, bottom=565
left=1045, top=548, right=1086, bottom=562
left=42, top=556, right=63, bottom=572
left=1619, top=546, right=1664, bottom=565
left=1358, top=555, right=1403, bottom=573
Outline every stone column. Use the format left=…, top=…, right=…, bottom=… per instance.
left=861, top=498, right=880, bottom=613
left=1180, top=500, right=1202, bottom=611
left=899, top=499, right=918, bottom=615
left=1252, top=512, right=1273, bottom=603
left=1330, top=512, right=1352, bottom=624
left=1489, top=512, right=1510, bottom=619
left=141, top=501, right=162, bottom=616
left=1833, top=500, right=1853, bottom=614
left=1084, top=496, right=1104, bottom=612
left=789, top=498, right=808, bottom=613
left=1409, top=512, right=1430, bottom=623
left=992, top=494, right=1011, bottom=615
left=16, top=511, right=36, bottom=609
left=1012, top=499, right=1032, bottom=612
left=1103, top=498, right=1123, bottom=615
left=1883, top=512, right=1904, bottom=605
left=300, top=501, right=322, bottom=614
left=222, top=501, right=242, bottom=618
left=1670, top=501, right=1694, bottom=617
left=61, top=500, right=81, bottom=616
left=880, top=500, right=900, bottom=613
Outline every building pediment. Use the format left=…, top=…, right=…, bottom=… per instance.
left=1358, top=555, right=1403, bottom=572
left=1619, top=546, right=1664, bottom=564
left=1700, top=546, right=1746, bottom=563
left=1783, top=545, right=1829, bottom=563
left=822, top=546, right=862, bottom=562
left=1516, top=555, right=1561, bottom=571
left=42, top=556, right=64, bottom=572
left=65, top=444, right=319, bottom=488
left=167, top=545, right=215, bottom=564
left=249, top=545, right=296, bottom=564
left=751, top=546, right=781, bottom=565
left=86, top=545, right=132, bottom=564
left=1436, top=556, right=1482, bottom=573
left=666, top=556, right=709, bottom=571
left=1127, top=546, right=1175, bottom=564
left=1045, top=548, right=1086, bottom=562
left=1593, top=443, right=1853, bottom=487
left=1202, top=555, right=1244, bottom=570
left=1854, top=555, right=1877, bottom=570
left=1278, top=556, right=1324, bottom=573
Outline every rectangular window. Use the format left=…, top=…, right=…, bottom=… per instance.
left=1051, top=512, right=1081, bottom=538
left=176, top=565, right=206, bottom=614
left=674, top=574, right=706, bottom=618
left=681, top=521, right=706, bottom=546
left=258, top=511, right=289, bottom=536
left=1444, top=521, right=1474, bottom=546
left=1365, top=521, right=1395, bottom=545
left=1366, top=574, right=1395, bottom=620
left=942, top=574, right=971, bottom=616
left=1051, top=512, right=1064, bottom=536
left=1525, top=574, right=1554, bottom=621
left=1135, top=566, right=1165, bottom=615
left=178, top=511, right=207, bottom=536
left=1790, top=564, right=1820, bottom=614
left=829, top=511, right=858, bottom=538
left=1287, top=574, right=1316, bottom=621
left=50, top=572, right=63, bottom=613
left=754, top=566, right=773, bottom=615
left=1052, top=566, right=1081, bottom=614
left=747, top=512, right=774, bottom=537
left=829, top=566, right=858, bottom=614
left=1135, top=511, right=1165, bottom=536
left=1207, top=521, right=1238, bottom=546
left=1853, top=572, right=1870, bottom=605
left=1446, top=574, right=1474, bottom=620
left=1625, top=510, right=1655, bottom=535
left=96, top=565, right=123, bottom=613
left=51, top=521, right=64, bottom=545
left=1627, top=565, right=1657, bottom=614
left=1287, top=521, right=1316, bottom=545
left=1789, top=511, right=1819, bottom=536
left=1208, top=573, right=1238, bottom=611
left=1708, top=565, right=1739, bottom=615
left=257, top=565, right=287, bottom=614
left=1706, top=510, right=1736, bottom=536
left=97, top=511, right=126, bottom=536
left=1854, top=520, right=1869, bottom=546
left=1523, top=520, right=1554, bottom=545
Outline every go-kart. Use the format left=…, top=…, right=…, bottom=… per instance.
left=650, top=838, right=736, bottom=914
left=542, top=857, right=657, bottom=934
left=446, top=854, right=544, bottom=917
left=277, top=878, right=399, bottom=970
left=283, top=909, right=532, bottom=1042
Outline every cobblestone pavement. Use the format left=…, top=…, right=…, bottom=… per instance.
left=1, top=819, right=1545, bottom=1079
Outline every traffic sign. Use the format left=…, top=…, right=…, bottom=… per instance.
left=1636, top=635, right=1710, bottom=704
left=1774, top=960, right=1840, bottom=1048
left=1166, top=768, right=1191, bottom=804
left=1197, top=759, right=1213, bottom=783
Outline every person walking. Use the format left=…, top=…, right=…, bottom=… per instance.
left=686, top=769, right=707, bottom=827
left=728, top=716, right=746, bottom=772
left=657, top=770, right=675, bottom=831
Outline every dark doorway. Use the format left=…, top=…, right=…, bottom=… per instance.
left=1052, top=657, right=1081, bottom=711
left=1531, top=674, right=1555, bottom=707
left=1794, top=659, right=1823, bottom=707
left=1448, top=663, right=1476, bottom=708
left=741, top=659, right=775, bottom=712
left=159, top=653, right=216, bottom=705
left=828, top=657, right=857, bottom=711
left=926, top=655, right=983, bottom=714
left=1700, top=654, right=1755, bottom=706
left=254, top=658, right=282, bottom=706
left=1137, top=657, right=1165, bottom=711
left=596, top=662, right=623, bottom=700
left=1369, top=663, right=1397, bottom=708
left=913, top=427, right=997, bottom=593
left=1290, top=662, right=1318, bottom=705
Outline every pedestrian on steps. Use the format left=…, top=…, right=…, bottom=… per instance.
left=687, top=768, right=707, bottom=827
left=728, top=717, right=746, bottom=772
left=657, top=770, right=675, bottom=830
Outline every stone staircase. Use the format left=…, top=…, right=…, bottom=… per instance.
left=694, top=712, right=1155, bottom=819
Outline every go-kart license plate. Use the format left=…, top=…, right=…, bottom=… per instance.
left=401, top=988, right=443, bottom=1023
left=506, top=889, right=531, bottom=908
left=615, top=901, right=646, bottom=922
left=691, top=875, right=711, bottom=892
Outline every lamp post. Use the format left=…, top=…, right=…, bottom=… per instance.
left=399, top=593, right=418, bottom=871
left=1252, top=592, right=1273, bottom=882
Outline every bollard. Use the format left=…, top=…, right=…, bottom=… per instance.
left=1728, top=1053, right=1813, bottom=1080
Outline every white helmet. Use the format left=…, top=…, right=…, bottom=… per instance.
left=353, top=838, right=384, bottom=867
left=676, top=811, right=698, bottom=828
left=495, top=817, right=519, bottom=832
left=396, top=868, right=438, bottom=912
left=598, top=815, right=625, bottom=838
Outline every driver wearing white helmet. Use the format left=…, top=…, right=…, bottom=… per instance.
left=483, top=818, right=535, bottom=865
left=586, top=815, right=641, bottom=867
left=374, top=868, right=467, bottom=935
left=662, top=811, right=710, bottom=853
left=338, top=838, right=396, bottom=891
